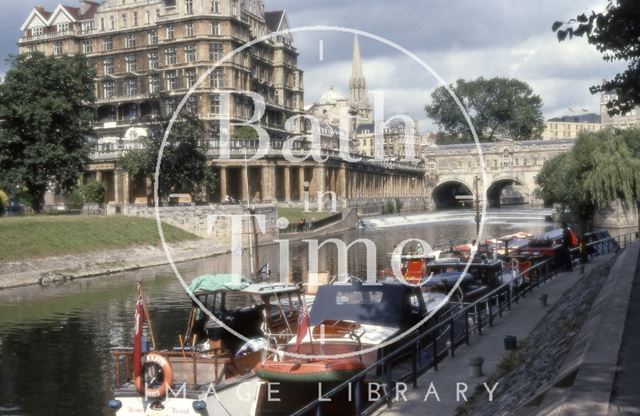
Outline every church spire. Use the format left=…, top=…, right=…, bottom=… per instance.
left=349, top=34, right=369, bottom=112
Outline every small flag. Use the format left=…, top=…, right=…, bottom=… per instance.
left=133, top=293, right=146, bottom=379
left=295, top=305, right=310, bottom=352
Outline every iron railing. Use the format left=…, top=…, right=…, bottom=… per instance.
left=289, top=232, right=638, bottom=416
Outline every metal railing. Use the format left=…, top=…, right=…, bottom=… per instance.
left=289, top=232, right=638, bottom=416
left=280, top=212, right=343, bottom=234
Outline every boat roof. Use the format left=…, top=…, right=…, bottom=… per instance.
left=189, top=274, right=301, bottom=296
left=309, top=282, right=417, bottom=327
left=423, top=272, right=474, bottom=287
left=539, top=229, right=563, bottom=241
left=242, top=282, right=301, bottom=296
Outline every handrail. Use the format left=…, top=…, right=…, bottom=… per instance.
left=289, top=232, right=638, bottom=416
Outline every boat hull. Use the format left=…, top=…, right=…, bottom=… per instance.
left=254, top=359, right=365, bottom=383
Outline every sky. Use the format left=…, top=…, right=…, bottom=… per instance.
left=0, top=0, right=626, bottom=131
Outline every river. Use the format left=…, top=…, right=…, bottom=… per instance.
left=0, top=208, right=554, bottom=416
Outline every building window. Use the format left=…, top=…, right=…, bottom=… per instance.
left=32, top=27, right=43, bottom=37
left=210, top=68, right=223, bottom=88
left=100, top=18, right=105, bottom=30
left=81, top=21, right=94, bottom=33
left=125, top=34, right=136, bottom=48
left=166, top=25, right=175, bottom=40
left=166, top=98, right=178, bottom=115
left=165, top=47, right=177, bottom=65
left=103, top=58, right=114, bottom=75
left=166, top=71, right=178, bottom=90
left=148, top=30, right=158, bottom=45
left=110, top=15, right=115, bottom=30
left=133, top=11, right=138, bottom=26
left=185, top=96, right=197, bottom=114
left=186, top=0, right=194, bottom=15
left=102, top=37, right=113, bottom=51
left=185, top=68, right=197, bottom=88
left=148, top=52, right=158, bottom=70
left=211, top=0, right=220, bottom=13
left=149, top=75, right=160, bottom=94
left=145, top=11, right=150, bottom=24
left=185, top=22, right=194, bottom=37
left=209, top=43, right=223, bottom=61
left=185, top=44, right=197, bottom=62
left=125, top=55, right=137, bottom=73
left=211, top=22, right=220, bottom=35
left=57, top=23, right=69, bottom=33
left=121, top=14, right=127, bottom=28
left=82, top=40, right=93, bottom=54
left=103, top=80, right=116, bottom=98
left=125, top=78, right=138, bottom=97
left=210, top=94, right=220, bottom=114
left=53, top=41, right=63, bottom=56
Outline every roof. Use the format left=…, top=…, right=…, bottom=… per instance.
left=242, top=282, right=302, bottom=296
left=264, top=10, right=284, bottom=32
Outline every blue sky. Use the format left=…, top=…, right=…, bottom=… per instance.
left=1, top=0, right=624, bottom=128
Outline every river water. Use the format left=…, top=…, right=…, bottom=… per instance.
left=0, top=208, right=554, bottom=416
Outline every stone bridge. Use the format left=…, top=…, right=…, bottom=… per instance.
left=423, top=139, right=575, bottom=208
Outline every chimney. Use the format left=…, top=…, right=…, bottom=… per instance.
left=35, top=5, right=45, bottom=13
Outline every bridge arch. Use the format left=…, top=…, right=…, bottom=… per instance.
left=486, top=177, right=530, bottom=207
left=432, top=179, right=474, bottom=210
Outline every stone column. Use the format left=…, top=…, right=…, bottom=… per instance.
left=123, top=173, right=130, bottom=204
left=219, top=167, right=228, bottom=202
left=241, top=166, right=248, bottom=203
left=284, top=166, right=291, bottom=202
left=298, top=166, right=306, bottom=202
left=338, top=165, right=347, bottom=201
left=114, top=171, right=121, bottom=203
left=262, top=165, right=274, bottom=202
left=96, top=171, right=103, bottom=182
left=314, top=165, right=325, bottom=201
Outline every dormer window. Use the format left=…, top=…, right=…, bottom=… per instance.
left=57, top=23, right=69, bottom=33
left=32, top=27, right=43, bottom=37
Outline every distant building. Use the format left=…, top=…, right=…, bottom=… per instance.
left=542, top=113, right=601, bottom=140
left=308, top=35, right=422, bottom=160
left=601, top=89, right=640, bottom=128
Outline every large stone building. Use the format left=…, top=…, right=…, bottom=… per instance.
left=18, top=0, right=426, bottom=207
left=600, top=89, right=640, bottom=128
left=542, top=113, right=601, bottom=140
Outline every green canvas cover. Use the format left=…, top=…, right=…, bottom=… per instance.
left=188, top=274, right=250, bottom=293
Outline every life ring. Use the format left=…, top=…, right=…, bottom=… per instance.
left=134, top=352, right=173, bottom=398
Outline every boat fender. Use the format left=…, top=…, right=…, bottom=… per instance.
left=134, top=352, right=173, bottom=398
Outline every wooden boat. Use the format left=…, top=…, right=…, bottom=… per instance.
left=254, top=357, right=366, bottom=383
left=108, top=275, right=304, bottom=416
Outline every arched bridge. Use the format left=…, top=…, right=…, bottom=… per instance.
left=423, top=139, right=575, bottom=209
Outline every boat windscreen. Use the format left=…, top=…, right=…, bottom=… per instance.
left=310, top=283, right=413, bottom=327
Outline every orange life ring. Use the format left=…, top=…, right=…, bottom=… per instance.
left=134, top=352, right=173, bottom=398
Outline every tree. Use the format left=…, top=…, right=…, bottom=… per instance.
left=552, top=1, right=640, bottom=116
left=425, top=77, right=544, bottom=143
left=80, top=180, right=106, bottom=204
left=120, top=115, right=216, bottom=203
left=536, top=128, right=640, bottom=232
left=0, top=52, right=95, bottom=212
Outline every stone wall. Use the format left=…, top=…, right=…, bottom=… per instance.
left=122, top=204, right=279, bottom=245
left=593, top=200, right=639, bottom=229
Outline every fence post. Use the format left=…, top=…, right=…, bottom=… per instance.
left=464, top=309, right=470, bottom=345
left=475, top=304, right=482, bottom=335
left=354, top=379, right=362, bottom=416
left=449, top=319, right=455, bottom=357
left=412, top=343, right=418, bottom=388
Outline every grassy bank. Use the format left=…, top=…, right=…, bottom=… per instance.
left=0, top=216, right=198, bottom=262
left=277, top=207, right=335, bottom=223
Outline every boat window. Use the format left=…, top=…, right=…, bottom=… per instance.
left=336, top=291, right=383, bottom=305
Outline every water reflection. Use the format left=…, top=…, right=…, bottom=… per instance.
left=0, top=209, right=553, bottom=416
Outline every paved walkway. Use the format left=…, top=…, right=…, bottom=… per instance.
left=609, top=251, right=640, bottom=416
left=376, top=255, right=614, bottom=416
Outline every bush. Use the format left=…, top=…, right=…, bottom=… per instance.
left=67, top=189, right=84, bottom=209
left=0, top=190, right=7, bottom=215
left=81, top=180, right=105, bottom=204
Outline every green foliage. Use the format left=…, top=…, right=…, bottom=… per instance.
left=536, top=128, right=640, bottom=230
left=66, top=189, right=85, bottom=210
left=0, top=190, right=7, bottom=216
left=235, top=126, right=260, bottom=140
left=0, top=52, right=95, bottom=213
left=80, top=180, right=105, bottom=204
left=120, top=114, right=214, bottom=202
left=425, top=77, right=544, bottom=143
left=553, top=1, right=640, bottom=116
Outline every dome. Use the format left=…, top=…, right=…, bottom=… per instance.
left=319, top=85, right=345, bottom=105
